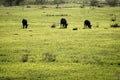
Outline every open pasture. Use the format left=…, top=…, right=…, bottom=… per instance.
left=0, top=5, right=120, bottom=80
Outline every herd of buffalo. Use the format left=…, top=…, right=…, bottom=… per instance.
left=22, top=18, right=92, bottom=29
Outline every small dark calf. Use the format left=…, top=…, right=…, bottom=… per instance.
left=84, top=20, right=92, bottom=29
left=73, top=27, right=78, bottom=30
left=60, top=18, right=68, bottom=28
left=22, top=19, right=28, bottom=29
left=51, top=24, right=56, bottom=28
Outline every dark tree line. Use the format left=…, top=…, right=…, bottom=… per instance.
left=90, top=0, right=99, bottom=6
left=0, top=0, right=119, bottom=7
left=2, top=0, right=24, bottom=6
left=0, top=0, right=65, bottom=6
left=106, top=0, right=120, bottom=6
left=90, top=0, right=119, bottom=6
left=35, top=0, right=65, bottom=5
left=35, top=0, right=47, bottom=5
left=15, top=0, right=24, bottom=5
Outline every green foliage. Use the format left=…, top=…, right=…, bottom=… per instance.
left=42, top=52, right=56, bottom=62
left=2, top=0, right=118, bottom=6
left=35, top=0, right=47, bottom=5
left=53, top=0, right=65, bottom=4
left=5, top=0, right=15, bottom=6
left=21, top=54, right=29, bottom=62
left=90, top=0, right=99, bottom=6
left=105, top=0, right=119, bottom=6
left=4, top=0, right=24, bottom=6
left=14, top=0, right=24, bottom=6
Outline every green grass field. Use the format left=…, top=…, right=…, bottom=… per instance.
left=0, top=5, right=120, bottom=80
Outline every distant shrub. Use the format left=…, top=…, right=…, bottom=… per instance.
left=97, top=4, right=104, bottom=8
left=0, top=53, right=6, bottom=56
left=118, top=63, right=120, bottom=66
left=90, top=0, right=99, bottom=6
left=13, top=33, right=19, bottom=35
left=51, top=24, right=56, bottom=28
left=21, top=54, right=28, bottom=62
left=56, top=5, right=61, bottom=8
left=80, top=5, right=84, bottom=8
left=60, top=14, right=68, bottom=16
left=71, top=56, right=79, bottom=63
left=0, top=53, right=10, bottom=62
left=110, top=23, right=120, bottom=28
left=105, top=0, right=119, bottom=6
left=95, top=22, right=99, bottom=28
left=110, top=14, right=116, bottom=22
left=42, top=52, right=56, bottom=62
left=73, top=27, right=78, bottom=30
left=41, top=6, right=48, bottom=9
left=6, top=12, right=9, bottom=15
left=46, top=14, right=68, bottom=17
left=29, top=56, right=36, bottom=62
left=26, top=5, right=31, bottom=8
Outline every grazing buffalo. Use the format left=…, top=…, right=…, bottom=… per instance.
left=22, top=19, right=28, bottom=29
left=84, top=20, right=92, bottom=29
left=60, top=18, right=68, bottom=28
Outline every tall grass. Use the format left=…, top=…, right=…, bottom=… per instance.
left=0, top=5, right=120, bottom=80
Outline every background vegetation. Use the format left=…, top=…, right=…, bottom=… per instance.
left=0, top=0, right=120, bottom=6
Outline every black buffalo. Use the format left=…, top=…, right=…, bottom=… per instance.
left=60, top=18, right=68, bottom=28
left=22, top=19, right=28, bottom=29
left=84, top=20, right=92, bottom=29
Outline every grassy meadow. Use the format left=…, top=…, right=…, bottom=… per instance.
left=0, top=5, right=120, bottom=80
